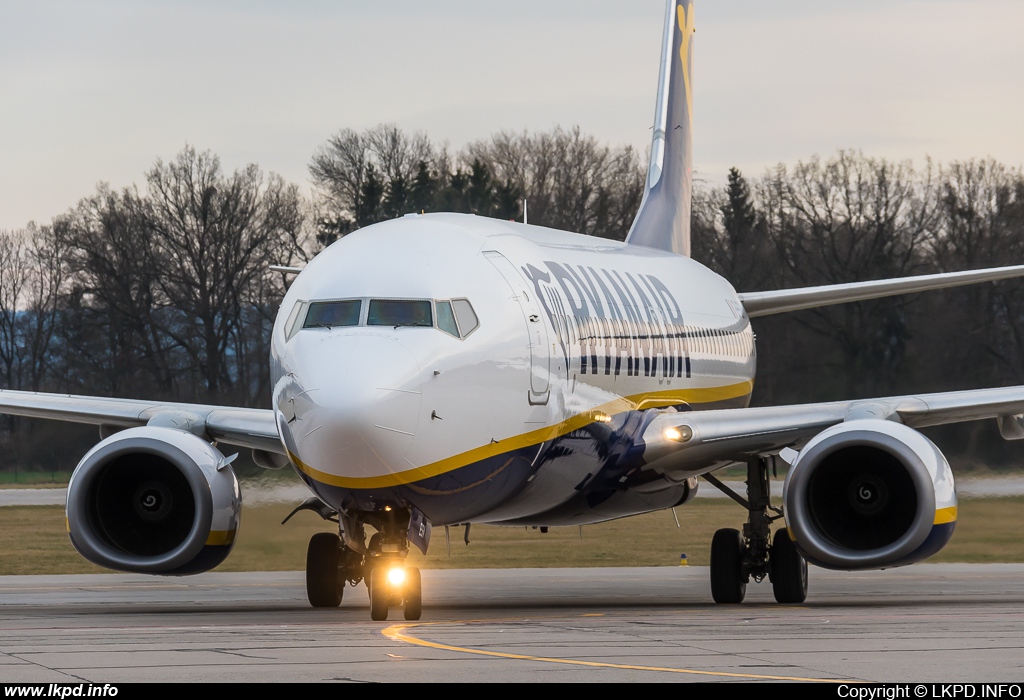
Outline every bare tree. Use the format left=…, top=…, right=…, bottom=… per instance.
left=466, top=127, right=644, bottom=239
left=365, top=124, right=434, bottom=185
left=15, top=223, right=69, bottom=392
left=310, top=125, right=435, bottom=240
left=770, top=151, right=934, bottom=286
left=926, top=159, right=1024, bottom=387
left=752, top=152, right=938, bottom=399
left=0, top=229, right=30, bottom=388
left=54, top=185, right=183, bottom=396
left=143, top=146, right=304, bottom=401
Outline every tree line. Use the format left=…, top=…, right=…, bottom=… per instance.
left=3, top=125, right=1024, bottom=471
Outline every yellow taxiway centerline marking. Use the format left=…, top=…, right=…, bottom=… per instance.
left=381, top=620, right=842, bottom=682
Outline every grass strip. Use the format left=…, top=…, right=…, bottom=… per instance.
left=1, top=497, right=1021, bottom=575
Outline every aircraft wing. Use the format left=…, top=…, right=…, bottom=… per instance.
left=738, top=264, right=1024, bottom=318
left=0, top=389, right=282, bottom=454
left=641, top=385, right=1024, bottom=473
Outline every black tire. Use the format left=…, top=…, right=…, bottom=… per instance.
left=710, top=528, right=747, bottom=604
left=770, top=528, right=808, bottom=604
left=306, top=532, right=342, bottom=608
left=403, top=567, right=422, bottom=621
left=369, top=567, right=389, bottom=621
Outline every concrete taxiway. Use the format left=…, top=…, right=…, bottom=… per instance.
left=1, top=565, right=1023, bottom=683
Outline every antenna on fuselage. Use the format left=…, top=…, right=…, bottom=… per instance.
left=523, top=198, right=528, bottom=225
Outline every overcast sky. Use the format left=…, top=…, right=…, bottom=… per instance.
left=2, top=0, right=1023, bottom=230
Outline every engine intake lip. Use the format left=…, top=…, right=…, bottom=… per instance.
left=67, top=436, right=214, bottom=573
left=786, top=428, right=936, bottom=569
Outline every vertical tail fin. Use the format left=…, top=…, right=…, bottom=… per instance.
left=626, top=0, right=695, bottom=256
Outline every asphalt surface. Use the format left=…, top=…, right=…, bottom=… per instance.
left=1, top=565, right=1023, bottom=682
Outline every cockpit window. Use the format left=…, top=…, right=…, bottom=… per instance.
left=367, top=299, right=433, bottom=327
left=285, top=300, right=308, bottom=340
left=435, top=301, right=460, bottom=337
left=295, top=297, right=476, bottom=337
left=303, top=300, right=361, bottom=328
left=451, top=299, right=479, bottom=336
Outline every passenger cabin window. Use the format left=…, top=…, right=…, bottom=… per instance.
left=368, top=299, right=433, bottom=327
left=304, top=300, right=361, bottom=328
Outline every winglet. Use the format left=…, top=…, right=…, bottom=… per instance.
left=626, top=0, right=695, bottom=257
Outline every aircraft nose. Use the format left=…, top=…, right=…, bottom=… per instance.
left=289, top=334, right=423, bottom=481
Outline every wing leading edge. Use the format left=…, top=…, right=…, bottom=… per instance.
left=738, top=263, right=1024, bottom=318
left=0, top=389, right=282, bottom=454
left=642, top=385, right=1024, bottom=475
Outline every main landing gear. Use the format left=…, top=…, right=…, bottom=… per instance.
left=705, top=456, right=808, bottom=605
left=302, top=507, right=423, bottom=621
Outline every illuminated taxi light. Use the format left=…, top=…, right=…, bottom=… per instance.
left=386, top=567, right=406, bottom=586
left=593, top=411, right=612, bottom=423
left=664, top=425, right=693, bottom=443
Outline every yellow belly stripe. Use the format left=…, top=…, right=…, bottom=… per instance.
left=291, top=381, right=753, bottom=490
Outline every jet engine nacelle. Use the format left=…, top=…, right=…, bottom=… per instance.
left=782, top=419, right=957, bottom=570
left=66, top=426, right=241, bottom=575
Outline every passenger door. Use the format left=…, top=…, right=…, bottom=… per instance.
left=483, top=251, right=551, bottom=405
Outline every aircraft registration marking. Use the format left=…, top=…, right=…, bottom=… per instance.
left=381, top=620, right=843, bottom=682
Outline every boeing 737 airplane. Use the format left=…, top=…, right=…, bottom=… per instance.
left=5, top=1, right=1024, bottom=621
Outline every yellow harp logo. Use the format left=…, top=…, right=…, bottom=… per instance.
left=677, top=2, right=695, bottom=129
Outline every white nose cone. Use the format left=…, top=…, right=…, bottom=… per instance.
left=292, top=335, right=423, bottom=482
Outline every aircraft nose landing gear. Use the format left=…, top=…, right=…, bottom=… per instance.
left=301, top=504, right=424, bottom=621
left=365, top=521, right=423, bottom=621
left=369, top=561, right=422, bottom=621
left=706, top=456, right=808, bottom=604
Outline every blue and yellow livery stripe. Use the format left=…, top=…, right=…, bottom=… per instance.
left=290, top=381, right=753, bottom=490
left=934, top=506, right=958, bottom=525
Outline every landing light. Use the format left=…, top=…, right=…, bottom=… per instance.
left=386, top=566, right=407, bottom=587
left=664, top=425, right=693, bottom=443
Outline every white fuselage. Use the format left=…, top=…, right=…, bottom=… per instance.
left=271, top=213, right=755, bottom=526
